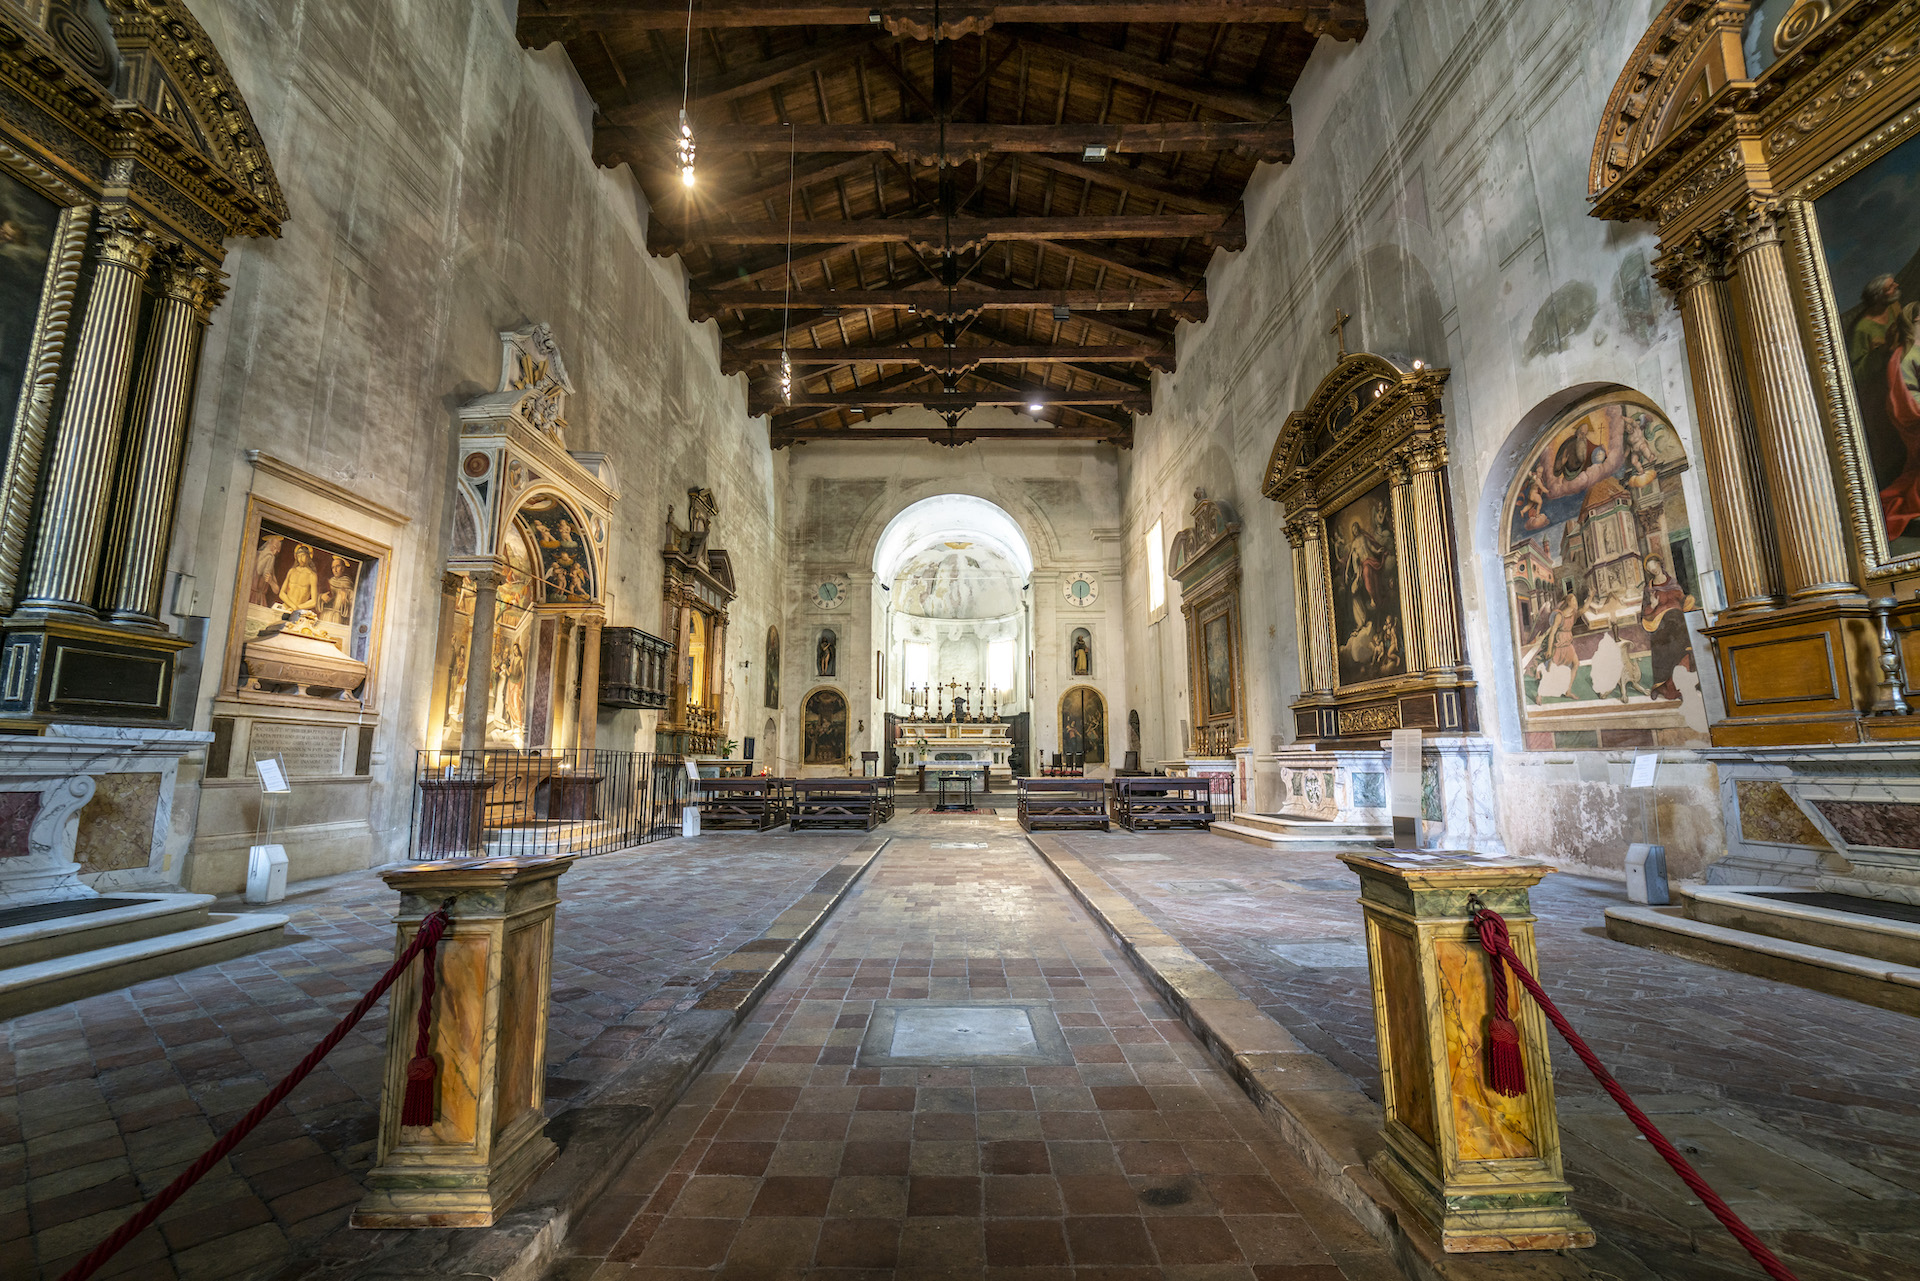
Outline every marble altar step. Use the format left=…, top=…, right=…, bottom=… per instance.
left=0, top=892, right=287, bottom=1020
left=1211, top=810, right=1391, bottom=848
left=1604, top=896, right=1920, bottom=1018
left=483, top=820, right=617, bottom=858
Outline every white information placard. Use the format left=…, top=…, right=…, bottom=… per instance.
left=684, top=760, right=702, bottom=784
left=1629, top=753, right=1660, bottom=790
left=1389, top=728, right=1422, bottom=818
left=255, top=756, right=290, bottom=795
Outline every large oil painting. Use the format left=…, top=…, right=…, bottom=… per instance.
left=228, top=499, right=388, bottom=708
left=1814, top=129, right=1920, bottom=562
left=1202, top=612, right=1233, bottom=719
left=803, top=687, right=847, bottom=764
left=1060, top=685, right=1106, bottom=764
left=0, top=171, right=58, bottom=455
left=1502, top=394, right=1708, bottom=746
left=1327, top=482, right=1405, bottom=687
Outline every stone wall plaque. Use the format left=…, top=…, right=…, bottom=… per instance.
left=249, top=722, right=348, bottom=778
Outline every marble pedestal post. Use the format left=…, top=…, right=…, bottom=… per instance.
left=353, top=853, right=573, bottom=1227
left=1339, top=849, right=1593, bottom=1253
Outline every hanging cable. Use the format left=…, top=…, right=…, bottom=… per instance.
left=676, top=0, right=697, bottom=186
left=781, top=121, right=796, bottom=405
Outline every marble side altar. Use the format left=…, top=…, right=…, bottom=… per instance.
left=1226, top=739, right=1502, bottom=852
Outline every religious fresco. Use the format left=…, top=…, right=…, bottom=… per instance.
left=816, top=628, right=837, bottom=677
left=1328, top=481, right=1405, bottom=687
left=1060, top=685, right=1107, bottom=764
left=803, top=687, right=847, bottom=764
left=894, top=545, right=1022, bottom=619
left=764, top=626, right=780, bottom=708
left=1070, top=627, right=1092, bottom=676
left=1202, top=613, right=1233, bottom=718
left=227, top=501, right=388, bottom=707
left=0, top=172, right=57, bottom=454
left=517, top=494, right=598, bottom=604
left=1503, top=395, right=1707, bottom=745
left=1814, top=130, right=1920, bottom=561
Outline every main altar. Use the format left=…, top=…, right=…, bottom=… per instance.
left=898, top=686, right=1015, bottom=791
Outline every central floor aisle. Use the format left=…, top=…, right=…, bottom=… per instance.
left=552, top=816, right=1398, bottom=1279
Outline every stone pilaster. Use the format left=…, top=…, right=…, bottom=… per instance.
left=1726, top=199, right=1856, bottom=600
left=461, top=572, right=504, bottom=753
left=99, top=255, right=225, bottom=627
left=1407, top=442, right=1463, bottom=674
left=1285, top=522, right=1313, bottom=696
left=1654, top=234, right=1781, bottom=615
left=576, top=612, right=604, bottom=753
left=18, top=209, right=159, bottom=616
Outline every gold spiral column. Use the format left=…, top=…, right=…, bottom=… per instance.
left=1654, top=233, right=1780, bottom=615
left=1726, top=199, right=1856, bottom=600
left=1299, top=515, right=1336, bottom=694
left=1385, top=454, right=1427, bottom=673
left=18, top=209, right=159, bottom=615
left=99, top=255, right=224, bottom=627
left=1408, top=441, right=1464, bottom=674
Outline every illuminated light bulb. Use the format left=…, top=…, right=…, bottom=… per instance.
left=780, top=351, right=793, bottom=403
left=1028, top=402, right=1043, bottom=414
left=1412, top=358, right=1425, bottom=370
left=677, top=110, right=696, bottom=187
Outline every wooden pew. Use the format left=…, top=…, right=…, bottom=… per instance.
left=1112, top=777, right=1214, bottom=831
left=1018, top=778, right=1110, bottom=831
left=698, top=779, right=785, bottom=831
left=790, top=779, right=881, bottom=831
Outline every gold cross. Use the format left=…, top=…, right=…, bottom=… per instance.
left=1328, top=308, right=1351, bottom=358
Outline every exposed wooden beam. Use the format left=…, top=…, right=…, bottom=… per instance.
left=1009, top=27, right=1291, bottom=120
left=772, top=422, right=1126, bottom=445
left=625, top=120, right=1293, bottom=162
left=523, top=3, right=1365, bottom=35
left=722, top=343, right=1174, bottom=374
left=690, top=285, right=1205, bottom=322
left=653, top=212, right=1241, bottom=254
left=603, top=35, right=896, bottom=127
left=1030, top=237, right=1202, bottom=290
left=750, top=386, right=1150, bottom=413
left=1013, top=153, right=1235, bottom=215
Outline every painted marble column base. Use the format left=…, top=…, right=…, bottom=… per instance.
left=353, top=853, right=573, bottom=1228
left=1340, top=850, right=1593, bottom=1254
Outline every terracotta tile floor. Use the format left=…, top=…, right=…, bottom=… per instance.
left=1051, top=829, right=1920, bottom=1281
left=1, top=832, right=868, bottom=1281
left=554, top=816, right=1397, bottom=1279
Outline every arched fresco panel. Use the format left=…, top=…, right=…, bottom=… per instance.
left=1500, top=390, right=1709, bottom=747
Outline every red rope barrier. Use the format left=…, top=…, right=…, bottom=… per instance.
left=1466, top=900, right=1801, bottom=1281
left=57, top=905, right=453, bottom=1281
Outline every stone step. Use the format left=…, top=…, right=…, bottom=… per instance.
left=0, top=892, right=214, bottom=970
left=0, top=909, right=288, bottom=1020
left=1211, top=813, right=1389, bottom=847
left=1682, top=885, right=1920, bottom=968
left=1604, top=902, right=1920, bottom=1018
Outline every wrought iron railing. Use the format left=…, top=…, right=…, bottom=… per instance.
left=409, top=748, right=686, bottom=860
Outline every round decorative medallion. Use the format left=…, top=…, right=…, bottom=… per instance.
left=1062, top=573, right=1099, bottom=607
left=462, top=451, right=491, bottom=478
left=813, top=577, right=848, bottom=610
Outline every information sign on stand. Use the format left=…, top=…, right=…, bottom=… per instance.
left=1624, top=753, right=1669, bottom=905
left=247, top=753, right=290, bottom=904
left=682, top=759, right=702, bottom=837
left=1388, top=728, right=1422, bottom=848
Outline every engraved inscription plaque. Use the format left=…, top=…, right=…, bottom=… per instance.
left=248, top=722, right=349, bottom=777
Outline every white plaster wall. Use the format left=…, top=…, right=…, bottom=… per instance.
left=784, top=418, right=1128, bottom=775
left=162, top=0, right=783, bottom=885
left=1121, top=0, right=1727, bottom=876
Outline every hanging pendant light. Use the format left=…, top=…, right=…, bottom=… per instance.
left=675, top=0, right=697, bottom=187
left=780, top=121, right=796, bottom=405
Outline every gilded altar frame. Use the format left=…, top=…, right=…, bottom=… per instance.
left=1263, top=353, right=1477, bottom=744
left=1592, top=0, right=1920, bottom=745
left=1167, top=490, right=1247, bottom=756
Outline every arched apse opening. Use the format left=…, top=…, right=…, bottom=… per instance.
left=873, top=494, right=1035, bottom=586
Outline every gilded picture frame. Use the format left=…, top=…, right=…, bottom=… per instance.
left=221, top=495, right=392, bottom=713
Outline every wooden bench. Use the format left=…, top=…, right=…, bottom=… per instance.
left=790, top=779, right=881, bottom=831
left=698, top=779, right=787, bottom=831
left=874, top=777, right=897, bottom=821
left=1112, top=777, right=1214, bottom=831
left=1018, top=778, right=1109, bottom=831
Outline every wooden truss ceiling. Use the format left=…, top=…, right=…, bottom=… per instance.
left=518, top=2, right=1367, bottom=446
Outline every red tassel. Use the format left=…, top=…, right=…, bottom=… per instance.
left=401, top=1054, right=438, bottom=1126
left=1486, top=1013, right=1527, bottom=1097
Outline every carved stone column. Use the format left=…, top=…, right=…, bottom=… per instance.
left=1407, top=441, right=1464, bottom=673
left=1655, top=234, right=1780, bottom=614
left=1285, top=523, right=1313, bottom=696
left=576, top=612, right=604, bottom=754
left=1726, top=199, right=1856, bottom=600
left=461, top=572, right=504, bottom=753
left=1385, top=456, right=1426, bottom=672
left=100, top=255, right=225, bottom=626
left=425, top=572, right=464, bottom=751
left=18, top=210, right=159, bottom=616
left=1299, top=516, right=1336, bottom=694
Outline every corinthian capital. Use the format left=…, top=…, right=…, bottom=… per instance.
left=94, top=208, right=159, bottom=272
left=1651, top=232, right=1723, bottom=296
left=1726, top=196, right=1789, bottom=258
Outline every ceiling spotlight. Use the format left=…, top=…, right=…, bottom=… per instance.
left=677, top=109, right=696, bottom=187
left=868, top=8, right=882, bottom=22
left=1028, top=401, right=1043, bottom=414
left=1052, top=304, right=1071, bottom=322
left=1082, top=145, right=1108, bottom=162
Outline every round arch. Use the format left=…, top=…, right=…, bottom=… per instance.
left=1058, top=685, right=1107, bottom=765
left=872, top=494, right=1035, bottom=585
